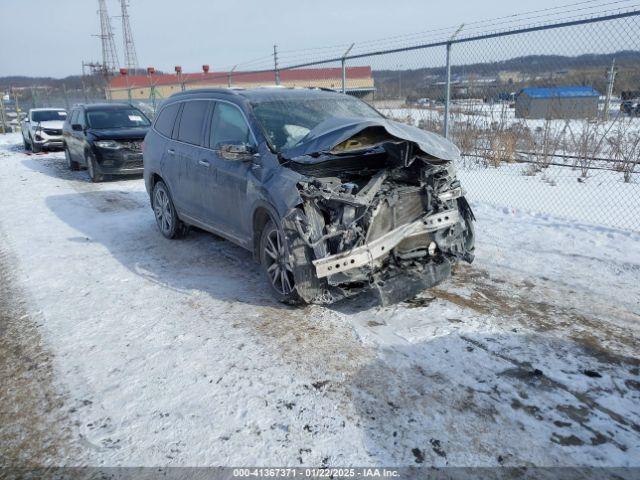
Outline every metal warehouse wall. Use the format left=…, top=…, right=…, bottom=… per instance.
left=515, top=96, right=599, bottom=119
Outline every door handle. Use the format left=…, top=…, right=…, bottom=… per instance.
left=167, top=148, right=175, bottom=155
left=198, top=159, right=210, bottom=167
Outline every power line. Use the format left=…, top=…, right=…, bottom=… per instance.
left=271, top=0, right=638, bottom=65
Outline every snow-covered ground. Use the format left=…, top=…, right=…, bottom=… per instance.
left=0, top=132, right=639, bottom=467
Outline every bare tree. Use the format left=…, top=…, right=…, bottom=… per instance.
left=566, top=118, right=617, bottom=178
left=609, top=118, right=640, bottom=183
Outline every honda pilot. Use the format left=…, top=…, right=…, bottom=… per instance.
left=143, top=88, right=475, bottom=305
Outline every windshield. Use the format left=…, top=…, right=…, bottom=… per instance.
left=86, top=108, right=151, bottom=129
left=31, top=110, right=66, bottom=122
left=251, top=96, right=383, bottom=151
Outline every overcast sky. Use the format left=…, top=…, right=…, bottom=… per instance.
left=0, top=0, right=626, bottom=77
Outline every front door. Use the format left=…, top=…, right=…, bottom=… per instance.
left=203, top=101, right=256, bottom=240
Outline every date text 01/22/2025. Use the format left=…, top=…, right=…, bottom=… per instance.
left=232, top=468, right=400, bottom=478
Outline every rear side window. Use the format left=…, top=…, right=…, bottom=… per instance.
left=154, top=103, right=180, bottom=138
left=177, top=101, right=209, bottom=146
left=209, top=102, right=253, bottom=148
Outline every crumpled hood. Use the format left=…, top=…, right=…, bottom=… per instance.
left=281, top=116, right=460, bottom=162
left=89, top=127, right=149, bottom=140
left=33, top=120, right=64, bottom=130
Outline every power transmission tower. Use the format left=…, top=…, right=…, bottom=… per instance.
left=96, top=0, right=120, bottom=77
left=120, top=0, right=139, bottom=72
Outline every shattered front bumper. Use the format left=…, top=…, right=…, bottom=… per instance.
left=312, top=208, right=459, bottom=278
left=372, top=259, right=451, bottom=306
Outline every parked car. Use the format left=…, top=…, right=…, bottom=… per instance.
left=62, top=103, right=151, bottom=182
left=143, top=88, right=475, bottom=305
left=21, top=108, right=67, bottom=152
left=620, top=99, right=640, bottom=116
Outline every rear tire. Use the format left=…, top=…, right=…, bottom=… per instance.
left=86, top=152, right=104, bottom=182
left=260, top=219, right=302, bottom=305
left=65, top=147, right=79, bottom=171
left=152, top=180, right=185, bottom=239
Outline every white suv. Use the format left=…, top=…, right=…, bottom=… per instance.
left=21, top=108, right=67, bottom=152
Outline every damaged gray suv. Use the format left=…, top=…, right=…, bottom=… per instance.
left=143, top=88, right=475, bottom=305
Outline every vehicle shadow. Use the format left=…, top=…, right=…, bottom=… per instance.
left=21, top=157, right=142, bottom=184
left=45, top=190, right=292, bottom=309
left=348, top=331, right=640, bottom=466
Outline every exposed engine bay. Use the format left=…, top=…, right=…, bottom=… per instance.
left=280, top=127, right=476, bottom=305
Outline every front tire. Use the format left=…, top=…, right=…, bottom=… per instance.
left=65, top=147, right=79, bottom=171
left=31, top=137, right=41, bottom=153
left=86, top=152, right=104, bottom=182
left=152, top=181, right=185, bottom=239
left=23, top=136, right=30, bottom=151
left=260, top=220, right=301, bottom=304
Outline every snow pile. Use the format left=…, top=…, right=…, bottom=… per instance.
left=0, top=132, right=638, bottom=467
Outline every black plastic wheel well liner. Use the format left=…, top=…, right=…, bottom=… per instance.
left=252, top=206, right=277, bottom=261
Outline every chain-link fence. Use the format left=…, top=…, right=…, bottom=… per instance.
left=269, top=9, right=640, bottom=231
left=3, top=7, right=638, bottom=231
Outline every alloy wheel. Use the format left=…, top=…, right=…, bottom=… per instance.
left=154, top=187, right=174, bottom=235
left=263, top=226, right=295, bottom=296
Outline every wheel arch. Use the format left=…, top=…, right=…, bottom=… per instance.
left=251, top=203, right=279, bottom=262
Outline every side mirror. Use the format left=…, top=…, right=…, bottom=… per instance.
left=24, top=118, right=30, bottom=123
left=72, top=124, right=83, bottom=132
left=217, top=143, right=257, bottom=161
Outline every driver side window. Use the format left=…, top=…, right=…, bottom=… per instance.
left=209, top=102, right=253, bottom=150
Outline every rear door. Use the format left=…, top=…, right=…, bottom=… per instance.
left=203, top=101, right=257, bottom=239
left=172, top=99, right=211, bottom=219
left=151, top=101, right=181, bottom=203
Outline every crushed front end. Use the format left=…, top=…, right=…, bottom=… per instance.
left=281, top=129, right=475, bottom=305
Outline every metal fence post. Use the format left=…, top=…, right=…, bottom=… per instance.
left=62, top=83, right=70, bottom=110
left=341, top=43, right=355, bottom=94
left=444, top=42, right=452, bottom=139
left=444, top=25, right=464, bottom=139
left=0, top=95, right=7, bottom=134
left=274, top=45, right=280, bottom=85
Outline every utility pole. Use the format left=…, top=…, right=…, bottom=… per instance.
left=81, top=62, right=89, bottom=102
left=603, top=58, right=617, bottom=120
left=120, top=0, right=139, bottom=72
left=341, top=43, right=354, bottom=94
left=444, top=24, right=464, bottom=139
left=273, top=44, right=280, bottom=85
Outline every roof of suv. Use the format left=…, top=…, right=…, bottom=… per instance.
left=81, top=103, right=139, bottom=111
left=30, top=107, right=66, bottom=112
left=167, top=87, right=346, bottom=103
